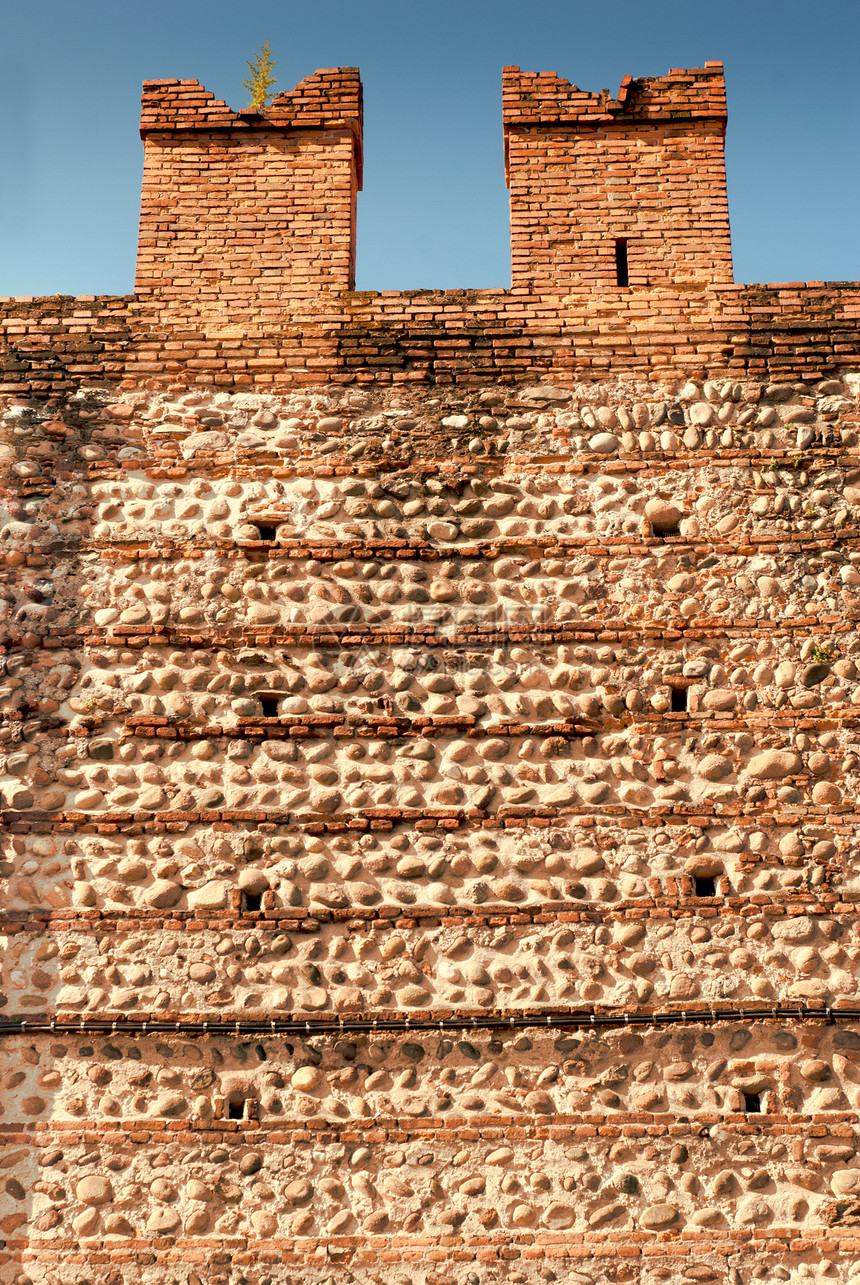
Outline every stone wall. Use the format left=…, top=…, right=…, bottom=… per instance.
left=4, top=1025, right=860, bottom=1284
left=2, top=60, right=860, bottom=1285
left=3, top=367, right=860, bottom=1284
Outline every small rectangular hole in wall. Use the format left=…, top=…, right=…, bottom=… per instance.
left=670, top=687, right=688, bottom=712
left=242, top=892, right=263, bottom=913
left=259, top=696, right=280, bottom=718
left=693, top=875, right=716, bottom=898
left=254, top=523, right=278, bottom=541
left=651, top=521, right=680, bottom=539
left=228, top=1099, right=245, bottom=1120
left=615, top=238, right=629, bottom=287
left=742, top=1091, right=762, bottom=1114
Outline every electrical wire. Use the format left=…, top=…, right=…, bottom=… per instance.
left=0, top=1003, right=853, bottom=1039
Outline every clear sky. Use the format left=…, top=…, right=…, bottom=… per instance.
left=0, top=0, right=857, bottom=297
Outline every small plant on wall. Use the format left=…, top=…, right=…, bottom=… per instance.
left=243, top=39, right=278, bottom=110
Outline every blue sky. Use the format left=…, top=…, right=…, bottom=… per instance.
left=0, top=0, right=857, bottom=297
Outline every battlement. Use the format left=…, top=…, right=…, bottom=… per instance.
left=135, top=68, right=363, bottom=307
left=503, top=62, right=732, bottom=291
left=4, top=61, right=857, bottom=393
left=131, top=61, right=736, bottom=313
left=502, top=61, right=727, bottom=130
left=140, top=67, right=363, bottom=151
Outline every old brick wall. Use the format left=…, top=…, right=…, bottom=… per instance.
left=135, top=69, right=363, bottom=307
left=1, top=62, right=860, bottom=1285
left=503, top=64, right=732, bottom=292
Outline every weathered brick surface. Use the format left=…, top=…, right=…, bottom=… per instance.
left=1, top=61, right=860, bottom=1284
left=136, top=69, right=362, bottom=305
left=1, top=283, right=859, bottom=392
left=504, top=64, right=732, bottom=291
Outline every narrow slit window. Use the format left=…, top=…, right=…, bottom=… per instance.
left=693, top=875, right=716, bottom=898
left=670, top=687, right=688, bottom=712
left=742, top=1091, right=762, bottom=1114
left=227, top=1097, right=246, bottom=1120
left=242, top=891, right=263, bottom=913
left=259, top=695, right=280, bottom=718
left=615, top=238, right=629, bottom=287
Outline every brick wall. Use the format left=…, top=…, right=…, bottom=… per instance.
left=135, top=69, right=363, bottom=308
left=504, top=63, right=733, bottom=291
left=1, top=282, right=858, bottom=397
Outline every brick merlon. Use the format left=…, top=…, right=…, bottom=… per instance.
left=139, top=66, right=364, bottom=184
left=501, top=62, right=727, bottom=129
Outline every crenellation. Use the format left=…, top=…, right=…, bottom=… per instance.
left=503, top=64, right=732, bottom=292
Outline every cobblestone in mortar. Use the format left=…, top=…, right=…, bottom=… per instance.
left=0, top=814, right=843, bottom=914
left=3, top=907, right=860, bottom=1018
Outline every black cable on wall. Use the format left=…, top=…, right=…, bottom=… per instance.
left=0, top=1003, right=853, bottom=1039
